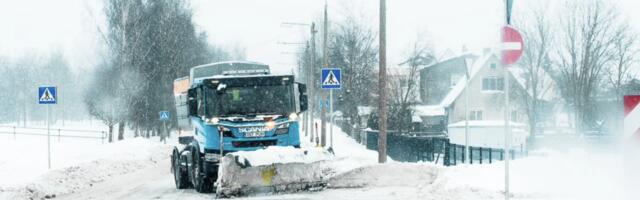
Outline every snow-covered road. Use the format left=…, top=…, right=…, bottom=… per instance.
left=56, top=158, right=214, bottom=200
left=3, top=122, right=640, bottom=200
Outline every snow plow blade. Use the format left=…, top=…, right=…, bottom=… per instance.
left=216, top=147, right=335, bottom=198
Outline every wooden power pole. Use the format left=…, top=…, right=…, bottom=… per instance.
left=320, top=2, right=328, bottom=147
left=310, top=23, right=318, bottom=145
left=378, top=0, right=388, bottom=163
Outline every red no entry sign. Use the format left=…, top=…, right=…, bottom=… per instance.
left=624, top=95, right=640, bottom=138
left=502, top=26, right=523, bottom=65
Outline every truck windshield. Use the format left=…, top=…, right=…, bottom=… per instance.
left=206, top=84, right=294, bottom=117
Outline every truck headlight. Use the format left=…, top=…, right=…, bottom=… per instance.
left=266, top=121, right=276, bottom=129
left=275, top=123, right=289, bottom=135
left=206, top=117, right=219, bottom=124
left=204, top=153, right=221, bottom=162
left=289, top=113, right=298, bottom=120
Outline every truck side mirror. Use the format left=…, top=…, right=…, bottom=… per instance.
left=298, top=84, right=308, bottom=112
left=300, top=94, right=308, bottom=112
left=187, top=88, right=197, bottom=116
left=298, top=83, right=307, bottom=94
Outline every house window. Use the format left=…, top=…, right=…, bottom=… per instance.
left=490, top=63, right=497, bottom=69
left=470, top=110, right=483, bottom=120
left=482, top=77, right=504, bottom=91
left=511, top=111, right=518, bottom=121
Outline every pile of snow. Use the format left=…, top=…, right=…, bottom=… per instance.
left=412, top=105, right=445, bottom=117
left=0, top=137, right=171, bottom=200
left=328, top=163, right=441, bottom=189
left=312, top=148, right=635, bottom=200
left=231, top=146, right=334, bottom=166
left=316, top=121, right=386, bottom=174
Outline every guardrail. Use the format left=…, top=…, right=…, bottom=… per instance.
left=0, top=125, right=107, bottom=144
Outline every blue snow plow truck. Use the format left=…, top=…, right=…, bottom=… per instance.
left=170, top=61, right=308, bottom=193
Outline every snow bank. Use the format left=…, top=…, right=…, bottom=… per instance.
left=0, top=138, right=171, bottom=200
left=318, top=121, right=385, bottom=174
left=231, top=146, right=334, bottom=166
left=305, top=146, right=635, bottom=200
left=328, top=163, right=442, bottom=189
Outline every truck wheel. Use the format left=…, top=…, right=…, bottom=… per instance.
left=173, top=148, right=191, bottom=189
left=190, top=146, right=214, bottom=193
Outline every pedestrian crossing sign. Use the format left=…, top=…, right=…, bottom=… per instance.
left=38, top=86, right=57, bottom=104
left=159, top=111, right=171, bottom=121
left=321, top=68, right=341, bottom=89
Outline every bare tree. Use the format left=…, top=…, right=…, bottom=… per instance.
left=326, top=14, right=378, bottom=138
left=518, top=5, right=554, bottom=140
left=606, top=23, right=637, bottom=133
left=554, top=0, right=627, bottom=131
left=388, top=37, right=435, bottom=133
left=607, top=25, right=637, bottom=103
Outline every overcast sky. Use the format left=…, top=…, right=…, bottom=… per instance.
left=0, top=0, right=639, bottom=73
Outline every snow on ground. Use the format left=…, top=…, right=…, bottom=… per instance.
left=0, top=121, right=172, bottom=200
left=301, top=119, right=384, bottom=174
left=231, top=146, right=333, bottom=166
left=1, top=119, right=636, bottom=200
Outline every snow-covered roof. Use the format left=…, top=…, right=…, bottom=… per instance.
left=357, top=106, right=374, bottom=116
left=439, top=52, right=495, bottom=107
left=412, top=115, right=423, bottom=123
left=448, top=120, right=526, bottom=128
left=420, top=52, right=474, bottom=71
left=437, top=51, right=560, bottom=107
left=412, top=105, right=445, bottom=116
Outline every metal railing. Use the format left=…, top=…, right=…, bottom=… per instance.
left=363, top=129, right=527, bottom=166
left=365, top=130, right=449, bottom=164
left=0, top=125, right=107, bottom=143
left=445, top=144, right=526, bottom=166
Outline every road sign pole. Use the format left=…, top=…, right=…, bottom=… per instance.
left=47, top=104, right=51, bottom=169
left=465, top=72, right=469, bottom=163
left=320, top=68, right=341, bottom=150
left=503, top=1, right=515, bottom=199
left=329, top=89, right=333, bottom=150
left=163, top=121, right=167, bottom=144
left=504, top=61, right=510, bottom=200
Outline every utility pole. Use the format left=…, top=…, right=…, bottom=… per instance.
left=303, top=42, right=310, bottom=138
left=320, top=1, right=328, bottom=147
left=310, top=23, right=318, bottom=144
left=282, top=22, right=316, bottom=143
left=377, top=0, right=388, bottom=163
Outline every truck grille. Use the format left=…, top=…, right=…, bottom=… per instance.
left=232, top=140, right=277, bottom=148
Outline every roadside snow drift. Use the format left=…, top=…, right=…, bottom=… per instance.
left=0, top=138, right=171, bottom=200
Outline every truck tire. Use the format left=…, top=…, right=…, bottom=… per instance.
left=189, top=145, right=214, bottom=193
left=172, top=148, right=191, bottom=189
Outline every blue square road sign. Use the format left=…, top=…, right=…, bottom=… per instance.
left=321, top=68, right=341, bottom=89
left=38, top=86, right=57, bottom=104
left=159, top=111, right=171, bottom=121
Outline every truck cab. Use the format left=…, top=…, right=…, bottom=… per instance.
left=171, top=61, right=308, bottom=192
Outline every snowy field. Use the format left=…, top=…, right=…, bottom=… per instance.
left=1, top=121, right=638, bottom=200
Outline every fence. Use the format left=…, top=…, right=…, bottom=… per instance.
left=446, top=143, right=526, bottom=166
left=0, top=125, right=107, bottom=143
left=365, top=130, right=449, bottom=164
left=364, top=130, right=527, bottom=166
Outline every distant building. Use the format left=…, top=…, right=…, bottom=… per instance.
left=416, top=50, right=562, bottom=148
